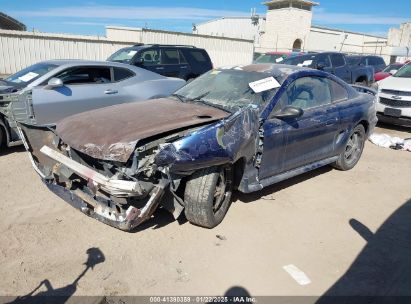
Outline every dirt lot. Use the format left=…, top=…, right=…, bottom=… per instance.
left=0, top=123, right=410, bottom=301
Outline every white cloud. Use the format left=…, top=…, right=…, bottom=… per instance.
left=10, top=5, right=250, bottom=20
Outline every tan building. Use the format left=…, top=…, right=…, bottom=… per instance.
left=195, top=0, right=411, bottom=63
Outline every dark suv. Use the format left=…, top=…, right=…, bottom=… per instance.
left=108, top=44, right=213, bottom=81
left=346, top=55, right=386, bottom=73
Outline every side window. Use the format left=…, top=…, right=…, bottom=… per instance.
left=330, top=54, right=346, bottom=68
left=286, top=76, right=332, bottom=110
left=161, top=49, right=180, bottom=65
left=189, top=51, right=207, bottom=63
left=179, top=50, right=188, bottom=64
left=139, top=49, right=160, bottom=66
left=329, top=80, right=348, bottom=102
left=54, top=67, right=112, bottom=85
left=316, top=54, right=331, bottom=68
left=377, top=57, right=386, bottom=65
left=113, top=67, right=135, bottom=82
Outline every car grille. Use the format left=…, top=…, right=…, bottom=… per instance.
left=379, top=97, right=411, bottom=108
left=381, top=89, right=411, bottom=97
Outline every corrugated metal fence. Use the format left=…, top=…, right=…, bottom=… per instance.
left=0, top=27, right=254, bottom=74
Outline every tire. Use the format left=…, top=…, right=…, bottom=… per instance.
left=333, top=124, right=366, bottom=171
left=184, top=166, right=233, bottom=228
left=0, top=126, right=4, bottom=148
left=354, top=80, right=368, bottom=87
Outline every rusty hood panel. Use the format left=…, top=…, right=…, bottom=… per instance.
left=55, top=98, right=230, bottom=163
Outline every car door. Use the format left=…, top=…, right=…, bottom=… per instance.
left=136, top=48, right=165, bottom=76
left=259, top=76, right=340, bottom=180
left=331, top=54, right=352, bottom=83
left=160, top=48, right=186, bottom=78
left=31, top=66, right=121, bottom=124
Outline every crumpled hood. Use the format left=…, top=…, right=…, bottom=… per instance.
left=56, top=98, right=230, bottom=162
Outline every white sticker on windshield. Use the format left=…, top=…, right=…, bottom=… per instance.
left=18, top=72, right=39, bottom=82
left=297, top=63, right=304, bottom=67
left=276, top=57, right=284, bottom=63
left=302, top=60, right=313, bottom=66
left=249, top=77, right=281, bottom=93
left=128, top=50, right=137, bottom=56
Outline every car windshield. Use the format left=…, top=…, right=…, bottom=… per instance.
left=5, top=63, right=58, bottom=86
left=282, top=55, right=316, bottom=67
left=254, top=53, right=287, bottom=64
left=393, top=64, right=411, bottom=78
left=346, top=56, right=362, bottom=66
left=107, top=48, right=138, bottom=63
left=173, top=69, right=280, bottom=112
left=383, top=64, right=402, bottom=73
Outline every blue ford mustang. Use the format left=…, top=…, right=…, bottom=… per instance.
left=19, top=64, right=377, bottom=231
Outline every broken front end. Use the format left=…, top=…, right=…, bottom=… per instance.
left=17, top=123, right=196, bottom=231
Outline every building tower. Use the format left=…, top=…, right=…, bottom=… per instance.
left=259, top=0, right=318, bottom=52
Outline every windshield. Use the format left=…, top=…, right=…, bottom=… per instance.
left=383, top=64, right=402, bottom=73
left=282, top=55, right=316, bottom=67
left=107, top=48, right=139, bottom=63
left=254, top=53, right=287, bottom=64
left=393, top=64, right=411, bottom=78
left=173, top=69, right=280, bottom=112
left=5, top=63, right=58, bottom=86
left=347, top=56, right=362, bottom=66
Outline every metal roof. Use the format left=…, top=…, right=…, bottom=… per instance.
left=0, top=12, right=26, bottom=31
left=263, top=0, right=319, bottom=6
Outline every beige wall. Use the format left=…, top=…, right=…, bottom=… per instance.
left=107, top=27, right=254, bottom=67
left=259, top=7, right=313, bottom=52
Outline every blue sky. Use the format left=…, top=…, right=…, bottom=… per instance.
left=2, top=0, right=411, bottom=38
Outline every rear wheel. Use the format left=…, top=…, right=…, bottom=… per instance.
left=184, top=166, right=233, bottom=228
left=333, top=125, right=366, bottom=171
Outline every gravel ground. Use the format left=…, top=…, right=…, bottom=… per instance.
left=0, top=123, right=410, bottom=301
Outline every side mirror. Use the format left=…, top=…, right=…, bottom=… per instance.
left=44, top=77, right=63, bottom=90
left=316, top=63, right=325, bottom=71
left=389, top=69, right=398, bottom=75
left=135, top=57, right=144, bottom=66
left=273, top=106, right=304, bottom=119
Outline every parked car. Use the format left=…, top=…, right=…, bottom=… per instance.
left=282, top=52, right=375, bottom=85
left=375, top=62, right=408, bottom=81
left=347, top=55, right=387, bottom=73
left=0, top=60, right=185, bottom=150
left=19, top=64, right=377, bottom=231
left=107, top=44, right=213, bottom=81
left=253, top=51, right=304, bottom=64
left=375, top=62, right=411, bottom=126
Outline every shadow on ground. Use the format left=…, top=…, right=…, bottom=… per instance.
left=8, top=248, right=105, bottom=304
left=0, top=145, right=25, bottom=156
left=234, top=166, right=332, bottom=204
left=317, top=198, right=411, bottom=303
left=376, top=122, right=411, bottom=134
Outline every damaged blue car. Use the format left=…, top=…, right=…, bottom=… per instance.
left=18, top=64, right=378, bottom=231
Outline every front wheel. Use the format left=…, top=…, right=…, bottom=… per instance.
left=333, top=125, right=366, bottom=171
left=184, top=166, right=233, bottom=228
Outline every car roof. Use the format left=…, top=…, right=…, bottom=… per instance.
left=39, top=59, right=154, bottom=73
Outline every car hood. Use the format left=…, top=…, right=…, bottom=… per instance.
left=56, top=97, right=230, bottom=162
left=379, top=76, right=411, bottom=91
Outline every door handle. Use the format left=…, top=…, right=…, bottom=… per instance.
left=181, top=66, right=188, bottom=69
left=104, top=89, right=118, bottom=95
left=156, top=67, right=165, bottom=70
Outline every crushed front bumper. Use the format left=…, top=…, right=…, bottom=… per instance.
left=18, top=123, right=169, bottom=231
left=44, top=181, right=165, bottom=231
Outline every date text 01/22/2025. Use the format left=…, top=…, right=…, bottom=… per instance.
left=149, top=296, right=257, bottom=303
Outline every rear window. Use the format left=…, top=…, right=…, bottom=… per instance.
left=113, top=67, right=135, bottom=81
